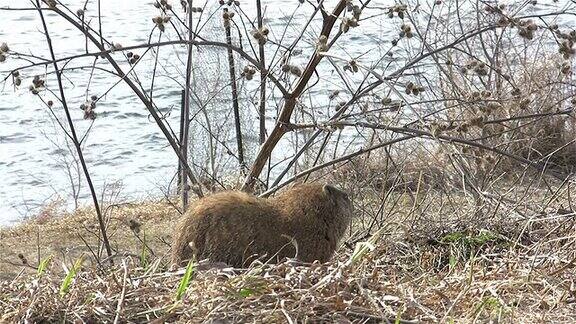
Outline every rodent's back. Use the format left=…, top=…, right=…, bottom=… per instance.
left=171, top=191, right=286, bottom=267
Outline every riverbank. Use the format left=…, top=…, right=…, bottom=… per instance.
left=0, top=200, right=177, bottom=280
left=1, top=186, right=575, bottom=323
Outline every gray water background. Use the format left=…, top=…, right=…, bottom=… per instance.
left=0, top=0, right=573, bottom=225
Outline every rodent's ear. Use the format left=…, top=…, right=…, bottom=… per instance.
left=323, top=184, right=348, bottom=199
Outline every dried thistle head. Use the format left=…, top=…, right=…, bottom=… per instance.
left=329, top=90, right=340, bottom=100
left=469, top=116, right=485, bottom=128
left=344, top=60, right=359, bottom=73
left=129, top=219, right=141, bottom=234
left=560, top=61, right=571, bottom=75
left=412, top=86, right=424, bottom=96
left=316, top=35, right=329, bottom=52
left=351, top=5, right=362, bottom=19
left=17, top=253, right=27, bottom=265
left=241, top=65, right=256, bottom=80
left=250, top=27, right=269, bottom=45
left=289, top=65, right=302, bottom=77
left=380, top=97, right=392, bottom=105
left=46, top=0, right=57, bottom=8
left=0, top=42, right=9, bottom=53
left=456, top=122, right=469, bottom=133
left=558, top=39, right=575, bottom=59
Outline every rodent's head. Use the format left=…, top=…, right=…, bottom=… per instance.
left=322, top=184, right=354, bottom=220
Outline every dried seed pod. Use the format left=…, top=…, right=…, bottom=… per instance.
left=352, top=5, right=361, bottom=19
left=560, top=62, right=571, bottom=75
left=340, top=19, right=350, bottom=33
left=260, top=26, right=269, bottom=36
left=344, top=60, right=359, bottom=73
left=469, top=116, right=485, bottom=128
left=457, top=123, right=469, bottom=133
left=18, top=253, right=28, bottom=265
left=329, top=90, right=340, bottom=100
left=289, top=65, right=302, bottom=77
left=316, top=38, right=328, bottom=52
left=129, top=219, right=141, bottom=233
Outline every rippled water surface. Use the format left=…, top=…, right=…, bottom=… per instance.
left=0, top=0, right=573, bottom=225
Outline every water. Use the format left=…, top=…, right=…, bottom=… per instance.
left=0, top=0, right=573, bottom=225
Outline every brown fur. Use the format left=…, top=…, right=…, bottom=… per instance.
left=171, top=183, right=353, bottom=268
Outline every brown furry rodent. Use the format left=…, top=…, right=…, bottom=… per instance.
left=171, top=183, right=353, bottom=268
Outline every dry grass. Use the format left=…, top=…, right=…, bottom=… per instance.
left=1, top=184, right=575, bottom=323
left=0, top=200, right=178, bottom=280
left=1, top=220, right=574, bottom=323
